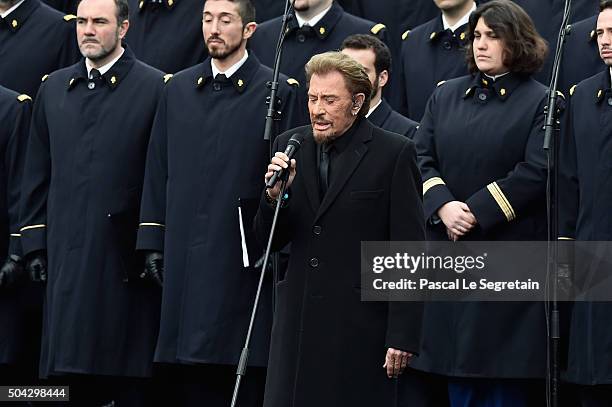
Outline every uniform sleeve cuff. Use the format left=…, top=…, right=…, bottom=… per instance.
left=20, top=224, right=47, bottom=255
left=136, top=223, right=165, bottom=252
left=423, top=178, right=455, bottom=221
left=467, top=182, right=516, bottom=231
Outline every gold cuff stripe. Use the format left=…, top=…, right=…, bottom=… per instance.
left=139, top=222, right=165, bottom=228
left=10, top=233, right=21, bottom=237
left=487, top=182, right=516, bottom=221
left=423, top=177, right=445, bottom=195
left=20, top=224, right=46, bottom=232
left=558, top=237, right=575, bottom=241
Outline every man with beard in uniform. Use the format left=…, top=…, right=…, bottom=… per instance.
left=399, top=0, right=476, bottom=121
left=0, top=86, right=32, bottom=384
left=19, top=0, right=166, bottom=404
left=0, top=0, right=79, bottom=98
left=135, top=0, right=298, bottom=405
left=559, top=2, right=612, bottom=405
left=249, top=0, right=386, bottom=124
left=341, top=34, right=419, bottom=139
left=125, top=0, right=207, bottom=74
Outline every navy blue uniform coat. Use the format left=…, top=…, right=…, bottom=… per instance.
left=367, top=99, right=418, bottom=139
left=19, top=48, right=165, bottom=377
left=136, top=54, right=298, bottom=367
left=559, top=69, right=612, bottom=385
left=413, top=73, right=550, bottom=378
left=0, top=0, right=78, bottom=98
left=0, top=87, right=31, bottom=365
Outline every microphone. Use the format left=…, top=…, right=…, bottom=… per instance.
left=266, top=133, right=304, bottom=188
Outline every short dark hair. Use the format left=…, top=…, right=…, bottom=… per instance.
left=77, top=0, right=129, bottom=24
left=204, top=0, right=256, bottom=26
left=114, top=0, right=129, bottom=23
left=340, top=34, right=392, bottom=75
left=465, top=0, right=548, bottom=75
left=601, top=0, right=612, bottom=11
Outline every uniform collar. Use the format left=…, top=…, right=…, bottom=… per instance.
left=68, top=44, right=136, bottom=91
left=366, top=99, right=391, bottom=127
left=138, top=0, right=176, bottom=12
left=86, top=48, right=124, bottom=78
left=463, top=71, right=524, bottom=102
left=211, top=50, right=249, bottom=79
left=428, top=14, right=469, bottom=44
left=594, top=68, right=612, bottom=104
left=1, top=0, right=39, bottom=33
left=287, top=1, right=343, bottom=40
left=295, top=3, right=332, bottom=28
left=196, top=52, right=260, bottom=93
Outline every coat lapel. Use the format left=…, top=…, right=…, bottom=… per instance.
left=315, top=119, right=372, bottom=222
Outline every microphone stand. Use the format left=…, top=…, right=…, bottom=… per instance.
left=231, top=2, right=294, bottom=405
left=542, top=1, right=571, bottom=406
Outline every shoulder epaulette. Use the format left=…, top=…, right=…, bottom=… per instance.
left=371, top=23, right=386, bottom=35
left=17, top=94, right=32, bottom=102
left=569, top=85, right=577, bottom=96
left=63, top=14, right=76, bottom=21
left=287, top=78, right=300, bottom=87
left=163, top=74, right=173, bottom=84
left=436, top=80, right=446, bottom=87
left=41, top=74, right=49, bottom=82
left=402, top=30, right=411, bottom=41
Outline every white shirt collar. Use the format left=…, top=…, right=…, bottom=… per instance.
left=609, top=67, right=612, bottom=88
left=211, top=50, right=248, bottom=79
left=295, top=4, right=332, bottom=28
left=1, top=0, right=25, bottom=19
left=442, top=1, right=476, bottom=33
left=86, top=48, right=125, bottom=79
left=484, top=71, right=510, bottom=82
left=365, top=99, right=382, bottom=118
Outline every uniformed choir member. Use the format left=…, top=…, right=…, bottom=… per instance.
left=249, top=0, right=387, bottom=124
left=0, top=0, right=79, bottom=98
left=340, top=34, right=419, bottom=138
left=0, top=85, right=33, bottom=383
left=512, top=0, right=599, bottom=85
left=125, top=0, right=208, bottom=74
left=135, top=0, right=298, bottom=405
left=559, top=14, right=605, bottom=96
left=19, top=0, right=165, bottom=403
left=399, top=0, right=476, bottom=121
left=559, top=2, right=612, bottom=405
left=255, top=51, right=424, bottom=407
left=413, top=1, right=550, bottom=405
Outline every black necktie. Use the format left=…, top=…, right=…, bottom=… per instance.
left=90, top=68, right=102, bottom=81
left=215, top=73, right=229, bottom=83
left=319, top=143, right=331, bottom=196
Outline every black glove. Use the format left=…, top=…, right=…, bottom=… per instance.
left=0, top=254, right=26, bottom=288
left=142, top=251, right=163, bottom=287
left=26, top=251, right=47, bottom=283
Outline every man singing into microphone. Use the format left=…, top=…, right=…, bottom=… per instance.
left=255, top=51, right=425, bottom=407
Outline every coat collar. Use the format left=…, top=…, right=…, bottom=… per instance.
left=1, top=0, right=39, bottom=33
left=427, top=14, right=469, bottom=45
left=67, top=44, right=136, bottom=91
left=366, top=99, right=392, bottom=128
left=463, top=71, right=525, bottom=102
left=298, top=118, right=373, bottom=221
left=195, top=52, right=259, bottom=93
left=286, top=1, right=344, bottom=40
left=594, top=69, right=612, bottom=104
